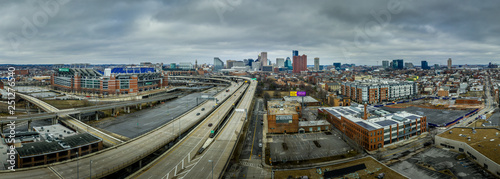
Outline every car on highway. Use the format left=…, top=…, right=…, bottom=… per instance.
left=201, top=108, right=205, bottom=111
left=196, top=113, right=200, bottom=116
left=208, top=123, right=213, bottom=127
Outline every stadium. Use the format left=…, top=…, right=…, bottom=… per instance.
left=51, top=67, right=168, bottom=95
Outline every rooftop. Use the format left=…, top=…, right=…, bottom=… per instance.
left=16, top=133, right=102, bottom=158
left=33, top=124, right=77, bottom=141
left=274, top=156, right=407, bottom=179
left=268, top=100, right=300, bottom=115
left=283, top=96, right=319, bottom=103
left=320, top=106, right=424, bottom=131
left=438, top=127, right=500, bottom=165
left=298, top=120, right=330, bottom=127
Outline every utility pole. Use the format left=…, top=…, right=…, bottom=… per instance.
left=209, top=160, right=214, bottom=179
left=90, top=160, right=93, bottom=179
left=77, top=152, right=79, bottom=179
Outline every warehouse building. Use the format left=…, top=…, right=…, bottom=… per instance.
left=267, top=100, right=332, bottom=134
left=319, top=105, right=427, bottom=151
left=51, top=67, right=168, bottom=95
left=341, top=80, right=417, bottom=104
left=435, top=127, right=500, bottom=178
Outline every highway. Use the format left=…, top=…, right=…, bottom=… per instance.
left=0, top=77, right=241, bottom=179
left=179, top=79, right=257, bottom=179
left=129, top=81, right=249, bottom=179
left=0, top=92, right=182, bottom=124
left=14, top=92, right=124, bottom=146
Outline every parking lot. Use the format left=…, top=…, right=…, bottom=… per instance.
left=269, top=132, right=352, bottom=163
left=390, top=147, right=495, bottom=179
left=381, top=106, right=471, bottom=125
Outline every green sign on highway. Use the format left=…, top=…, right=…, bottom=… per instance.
left=211, top=130, right=214, bottom=134
left=59, top=68, right=69, bottom=72
left=251, top=78, right=257, bottom=80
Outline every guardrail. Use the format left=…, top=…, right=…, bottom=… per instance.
left=160, top=84, right=248, bottom=179
left=0, top=80, right=235, bottom=177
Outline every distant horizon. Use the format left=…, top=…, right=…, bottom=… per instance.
left=1, top=1, right=500, bottom=65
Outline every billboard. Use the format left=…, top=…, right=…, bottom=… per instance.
left=290, top=91, right=297, bottom=96
left=297, top=91, right=306, bottom=96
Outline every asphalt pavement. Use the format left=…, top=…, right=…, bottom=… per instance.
left=95, top=88, right=218, bottom=138
left=239, top=98, right=264, bottom=160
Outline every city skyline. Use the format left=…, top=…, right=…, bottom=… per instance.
left=1, top=0, right=499, bottom=65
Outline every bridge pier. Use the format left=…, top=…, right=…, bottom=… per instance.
left=95, top=112, right=99, bottom=121
left=78, top=113, right=82, bottom=120
left=26, top=102, right=30, bottom=115
left=52, top=116, right=59, bottom=125
left=127, top=107, right=130, bottom=113
left=28, top=120, right=32, bottom=132
left=38, top=108, right=41, bottom=114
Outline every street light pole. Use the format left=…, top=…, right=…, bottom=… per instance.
left=90, top=160, right=93, bottom=179
left=208, top=160, right=213, bottom=179
left=77, top=152, right=79, bottom=179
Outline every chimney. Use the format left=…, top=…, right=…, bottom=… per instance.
left=364, top=103, right=368, bottom=120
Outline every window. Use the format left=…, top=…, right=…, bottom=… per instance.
left=459, top=148, right=464, bottom=152
left=484, top=163, right=488, bottom=169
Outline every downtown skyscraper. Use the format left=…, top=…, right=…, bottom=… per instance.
left=293, top=54, right=307, bottom=73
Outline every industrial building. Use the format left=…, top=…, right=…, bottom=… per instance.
left=1, top=124, right=103, bottom=168
left=435, top=127, right=500, bottom=178
left=267, top=100, right=332, bottom=134
left=319, top=105, right=427, bottom=151
left=51, top=67, right=168, bottom=95
left=341, top=80, right=417, bottom=104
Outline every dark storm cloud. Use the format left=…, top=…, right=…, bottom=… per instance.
left=0, top=0, right=499, bottom=65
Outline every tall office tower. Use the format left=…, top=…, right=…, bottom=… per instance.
left=195, top=60, right=198, bottom=69
left=292, top=50, right=298, bottom=57
left=276, top=58, right=285, bottom=67
left=447, top=58, right=452, bottom=69
left=392, top=59, right=404, bottom=70
left=314, top=57, right=320, bottom=71
left=260, top=52, right=267, bottom=68
left=285, top=57, right=292, bottom=70
left=214, top=57, right=224, bottom=71
left=226, top=60, right=235, bottom=69
left=421, top=61, right=429, bottom=69
left=292, top=54, right=307, bottom=73
left=334, top=62, right=341, bottom=70
left=268, top=60, right=271, bottom=66
left=247, top=59, right=254, bottom=66
left=404, top=62, right=414, bottom=69
left=243, top=59, right=248, bottom=66
left=434, top=64, right=440, bottom=69
left=382, top=61, right=389, bottom=69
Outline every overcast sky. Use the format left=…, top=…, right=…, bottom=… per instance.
left=1, top=0, right=499, bottom=66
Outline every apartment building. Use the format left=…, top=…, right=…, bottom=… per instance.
left=341, top=80, right=417, bottom=104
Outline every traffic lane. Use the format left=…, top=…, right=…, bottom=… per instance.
left=97, top=92, right=215, bottom=138
left=134, top=85, right=247, bottom=178
left=58, top=85, right=241, bottom=178
left=184, top=103, right=248, bottom=179
left=1, top=167, right=60, bottom=179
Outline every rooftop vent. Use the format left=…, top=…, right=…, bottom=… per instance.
left=449, top=131, right=453, bottom=134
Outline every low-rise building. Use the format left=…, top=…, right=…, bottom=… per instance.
left=435, top=127, right=500, bottom=178
left=283, top=96, right=320, bottom=106
left=319, top=105, right=427, bottom=151
left=267, top=100, right=301, bottom=133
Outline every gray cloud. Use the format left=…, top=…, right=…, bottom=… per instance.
left=0, top=0, right=499, bottom=66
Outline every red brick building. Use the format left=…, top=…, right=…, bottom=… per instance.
left=319, top=106, right=427, bottom=151
left=292, top=54, right=307, bottom=73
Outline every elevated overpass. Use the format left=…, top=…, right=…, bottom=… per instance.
left=177, top=78, right=256, bottom=179
left=0, top=76, right=244, bottom=179
left=129, top=77, right=256, bottom=179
